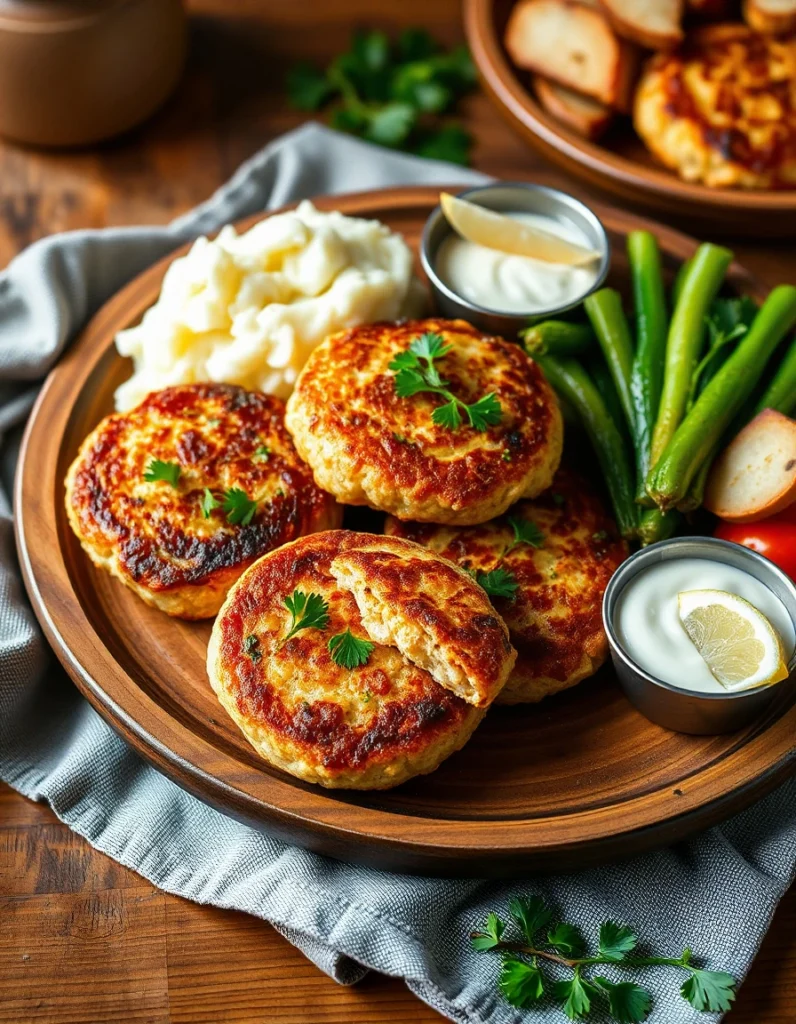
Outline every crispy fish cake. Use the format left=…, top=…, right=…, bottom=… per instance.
left=285, top=318, right=563, bottom=525
left=207, top=531, right=515, bottom=789
left=386, top=470, right=628, bottom=704
left=634, top=25, right=796, bottom=189
left=65, top=383, right=341, bottom=619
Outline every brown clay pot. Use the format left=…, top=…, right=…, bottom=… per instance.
left=0, top=0, right=186, bottom=146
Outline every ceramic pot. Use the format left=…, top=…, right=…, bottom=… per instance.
left=0, top=0, right=186, bottom=146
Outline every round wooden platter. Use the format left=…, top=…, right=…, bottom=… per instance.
left=464, top=0, right=796, bottom=238
left=15, top=185, right=796, bottom=877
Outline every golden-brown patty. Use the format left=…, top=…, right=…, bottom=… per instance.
left=386, top=469, right=628, bottom=704
left=634, top=25, right=796, bottom=189
left=65, top=383, right=341, bottom=619
left=285, top=318, right=563, bottom=525
left=207, top=531, right=515, bottom=789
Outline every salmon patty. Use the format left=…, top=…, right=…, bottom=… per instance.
left=207, top=531, right=516, bottom=788
left=285, top=318, right=563, bottom=525
left=386, top=469, right=627, bottom=704
left=634, top=25, right=796, bottom=189
left=65, top=383, right=341, bottom=619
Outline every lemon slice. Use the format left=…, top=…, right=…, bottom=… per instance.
left=440, top=192, right=599, bottom=267
left=678, top=589, right=789, bottom=691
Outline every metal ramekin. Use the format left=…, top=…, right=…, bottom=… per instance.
left=603, top=537, right=796, bottom=735
left=420, top=182, right=610, bottom=336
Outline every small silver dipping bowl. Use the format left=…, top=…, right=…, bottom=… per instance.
left=420, top=182, right=610, bottom=337
left=603, top=537, right=796, bottom=735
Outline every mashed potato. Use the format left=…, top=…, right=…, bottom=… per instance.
left=114, top=201, right=424, bottom=411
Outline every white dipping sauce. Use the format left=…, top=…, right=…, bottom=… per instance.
left=436, top=212, right=598, bottom=313
left=614, top=558, right=795, bottom=694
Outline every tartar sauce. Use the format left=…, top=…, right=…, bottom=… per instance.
left=614, top=558, right=795, bottom=694
left=436, top=212, right=598, bottom=313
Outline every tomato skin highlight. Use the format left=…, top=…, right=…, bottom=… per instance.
left=714, top=520, right=796, bottom=580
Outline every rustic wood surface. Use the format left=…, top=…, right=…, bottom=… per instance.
left=1, top=1, right=795, bottom=1021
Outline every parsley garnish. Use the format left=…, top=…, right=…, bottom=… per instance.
left=472, top=894, right=736, bottom=1021
left=221, top=488, right=258, bottom=526
left=328, top=628, right=375, bottom=669
left=243, top=635, right=262, bottom=663
left=144, top=459, right=181, bottom=487
left=389, top=332, right=502, bottom=431
left=471, top=567, right=518, bottom=600
left=507, top=516, right=544, bottom=552
left=286, top=29, right=476, bottom=164
left=253, top=444, right=271, bottom=462
left=283, top=591, right=330, bottom=644
left=201, top=488, right=219, bottom=518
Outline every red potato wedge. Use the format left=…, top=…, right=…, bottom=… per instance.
left=504, top=0, right=641, bottom=112
left=705, top=409, right=796, bottom=523
left=744, top=0, right=796, bottom=33
left=598, top=0, right=684, bottom=48
left=532, top=75, right=615, bottom=139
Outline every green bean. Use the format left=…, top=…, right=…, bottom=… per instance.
left=588, top=353, right=626, bottom=432
left=649, top=243, right=733, bottom=469
left=647, top=284, right=796, bottom=510
left=755, top=337, right=796, bottom=416
left=538, top=356, right=637, bottom=539
left=638, top=507, right=681, bottom=546
left=519, top=320, right=594, bottom=358
left=671, top=256, right=692, bottom=309
left=583, top=288, right=636, bottom=434
left=627, top=231, right=668, bottom=504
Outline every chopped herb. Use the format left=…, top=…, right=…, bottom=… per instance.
left=328, top=628, right=375, bottom=669
left=507, top=516, right=545, bottom=552
left=207, top=417, right=221, bottom=427
left=472, top=894, right=737, bottom=1021
left=253, top=444, right=271, bottom=462
left=592, top=530, right=609, bottom=543
left=361, top=689, right=372, bottom=703
left=243, top=635, right=262, bottom=663
left=201, top=488, right=219, bottom=518
left=275, top=488, right=285, bottom=498
left=502, top=450, right=512, bottom=462
left=144, top=459, right=181, bottom=487
left=283, top=591, right=330, bottom=644
left=222, top=488, right=258, bottom=526
left=471, top=567, right=518, bottom=600
left=389, top=332, right=502, bottom=431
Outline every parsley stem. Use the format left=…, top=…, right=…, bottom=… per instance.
left=473, top=939, right=691, bottom=972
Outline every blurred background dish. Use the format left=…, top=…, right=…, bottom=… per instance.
left=0, top=0, right=186, bottom=146
left=464, top=0, right=796, bottom=236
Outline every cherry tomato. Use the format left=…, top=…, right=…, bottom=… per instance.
left=714, top=519, right=796, bottom=579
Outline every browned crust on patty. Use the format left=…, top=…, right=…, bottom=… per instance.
left=65, top=383, right=341, bottom=618
left=285, top=318, right=563, bottom=525
left=207, top=530, right=485, bottom=788
left=386, top=468, right=628, bottom=703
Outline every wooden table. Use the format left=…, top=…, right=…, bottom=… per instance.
left=1, top=2, right=794, bottom=1021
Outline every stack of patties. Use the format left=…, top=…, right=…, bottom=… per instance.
left=286, top=318, right=626, bottom=715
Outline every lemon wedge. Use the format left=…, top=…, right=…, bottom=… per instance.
left=439, top=192, right=599, bottom=267
left=678, top=589, right=789, bottom=691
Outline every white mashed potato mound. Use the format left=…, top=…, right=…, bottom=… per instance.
left=114, top=200, right=424, bottom=410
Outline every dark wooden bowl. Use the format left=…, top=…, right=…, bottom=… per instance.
left=15, top=186, right=796, bottom=877
left=463, top=0, right=796, bottom=237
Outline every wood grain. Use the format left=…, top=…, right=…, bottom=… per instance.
left=1, top=0, right=795, bottom=1019
left=463, top=0, right=796, bottom=237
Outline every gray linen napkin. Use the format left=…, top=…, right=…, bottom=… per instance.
left=1, top=122, right=794, bottom=1024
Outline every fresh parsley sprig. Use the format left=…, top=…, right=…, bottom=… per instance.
left=472, top=895, right=736, bottom=1022
left=286, top=29, right=476, bottom=165
left=328, top=628, right=375, bottom=669
left=201, top=487, right=258, bottom=526
left=389, top=332, right=502, bottom=431
left=283, top=591, right=330, bottom=644
left=144, top=459, right=181, bottom=487
left=507, top=515, right=545, bottom=552
left=469, top=567, right=518, bottom=600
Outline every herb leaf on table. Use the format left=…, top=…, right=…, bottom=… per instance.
left=471, top=893, right=737, bottom=1022
left=286, top=29, right=476, bottom=164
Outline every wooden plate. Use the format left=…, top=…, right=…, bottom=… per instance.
left=464, top=0, right=796, bottom=238
left=15, top=186, right=796, bottom=877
